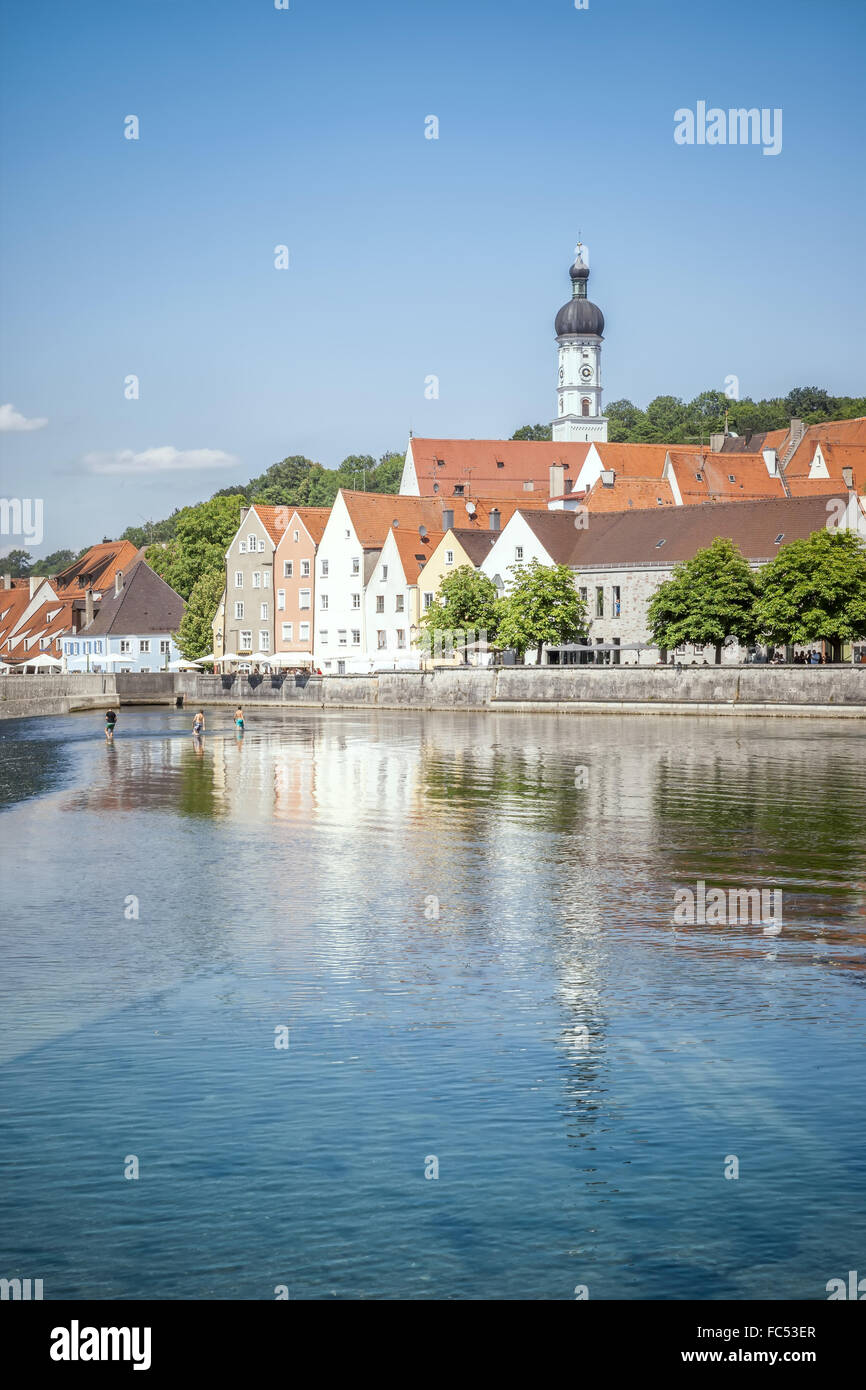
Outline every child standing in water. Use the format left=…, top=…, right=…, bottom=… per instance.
left=192, top=710, right=205, bottom=736
left=234, top=707, right=245, bottom=733
left=105, top=709, right=117, bottom=740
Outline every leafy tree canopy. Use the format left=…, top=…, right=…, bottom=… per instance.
left=496, top=559, right=587, bottom=663
left=420, top=565, right=500, bottom=659
left=647, top=536, right=760, bottom=661
left=176, top=567, right=225, bottom=660
left=756, top=528, right=866, bottom=657
left=1, top=548, right=32, bottom=577
left=145, top=493, right=246, bottom=601
left=511, top=424, right=552, bottom=441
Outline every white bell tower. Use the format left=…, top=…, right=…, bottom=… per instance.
left=552, top=243, right=608, bottom=443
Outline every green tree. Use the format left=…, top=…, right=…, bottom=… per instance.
left=605, top=399, right=646, bottom=442
left=420, top=564, right=500, bottom=661
left=686, top=389, right=727, bottom=442
left=511, top=424, right=552, bottom=441
left=647, top=537, right=759, bottom=664
left=756, top=528, right=866, bottom=662
left=784, top=386, right=834, bottom=420
left=176, top=568, right=224, bottom=661
left=29, top=549, right=75, bottom=576
left=368, top=450, right=405, bottom=493
left=2, top=548, right=32, bottom=577
left=496, top=560, right=587, bottom=664
left=145, top=493, right=245, bottom=601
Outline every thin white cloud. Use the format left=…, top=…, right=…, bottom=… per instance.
left=0, top=403, right=48, bottom=432
left=84, top=446, right=239, bottom=475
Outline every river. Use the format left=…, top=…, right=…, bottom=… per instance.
left=1, top=707, right=864, bottom=1299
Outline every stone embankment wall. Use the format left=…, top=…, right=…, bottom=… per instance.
left=3, top=666, right=866, bottom=720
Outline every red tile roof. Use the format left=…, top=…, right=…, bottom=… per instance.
left=408, top=438, right=591, bottom=497
left=391, top=528, right=446, bottom=583
left=52, top=540, right=140, bottom=594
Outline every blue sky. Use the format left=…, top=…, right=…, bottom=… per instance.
left=1, top=0, right=864, bottom=552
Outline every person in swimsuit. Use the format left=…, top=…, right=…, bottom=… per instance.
left=192, top=710, right=205, bottom=736
left=105, top=709, right=117, bottom=740
left=235, top=707, right=245, bottom=732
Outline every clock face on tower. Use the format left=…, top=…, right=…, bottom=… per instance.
left=580, top=365, right=593, bottom=381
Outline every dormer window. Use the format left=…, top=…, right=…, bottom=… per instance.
left=774, top=532, right=784, bottom=544
left=695, top=472, right=703, bottom=481
left=453, top=485, right=464, bottom=496
left=496, top=461, right=505, bottom=469
left=656, top=539, right=666, bottom=548
left=728, top=475, right=736, bottom=483
left=436, top=458, right=445, bottom=467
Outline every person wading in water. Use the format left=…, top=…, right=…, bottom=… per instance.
left=105, top=709, right=117, bottom=741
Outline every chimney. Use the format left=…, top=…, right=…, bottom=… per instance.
left=709, top=432, right=725, bottom=453
left=489, top=508, right=501, bottom=532
left=763, top=448, right=778, bottom=476
left=29, top=575, right=39, bottom=596
left=441, top=508, right=454, bottom=531
left=842, top=465, right=854, bottom=490
left=2, top=573, right=10, bottom=589
left=600, top=469, right=615, bottom=487
left=114, top=571, right=123, bottom=597
left=549, top=464, right=565, bottom=497
left=85, top=588, right=94, bottom=626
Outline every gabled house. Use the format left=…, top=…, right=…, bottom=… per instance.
left=273, top=507, right=331, bottom=661
left=363, top=525, right=444, bottom=669
left=0, top=576, right=78, bottom=669
left=64, top=561, right=185, bottom=672
left=222, top=504, right=290, bottom=662
left=52, top=540, right=142, bottom=599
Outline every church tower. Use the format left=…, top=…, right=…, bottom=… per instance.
left=551, top=244, right=608, bottom=443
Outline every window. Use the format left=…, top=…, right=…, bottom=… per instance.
left=258, top=539, right=265, bottom=552
left=159, top=640, right=169, bottom=654
left=120, top=640, right=131, bottom=654
left=579, top=586, right=588, bottom=605
left=351, top=593, right=360, bottom=609
left=337, top=660, right=346, bottom=674
left=319, top=629, right=329, bottom=644
left=352, top=557, right=360, bottom=575
left=612, top=586, right=621, bottom=618
left=436, top=458, right=445, bottom=468
left=523, top=481, right=534, bottom=491
left=253, top=572, right=261, bottom=588
left=281, top=622, right=293, bottom=642
left=694, top=643, right=705, bottom=654
left=139, top=639, right=150, bottom=654
left=596, top=587, right=604, bottom=618
left=294, top=530, right=300, bottom=543
left=259, top=631, right=270, bottom=651
left=260, top=603, right=268, bottom=620
left=656, top=539, right=666, bottom=549
left=612, top=637, right=621, bottom=666
left=248, top=534, right=257, bottom=551
left=284, top=561, right=293, bottom=578
left=453, top=484, right=464, bottom=496
left=496, top=460, right=505, bottom=469
left=656, top=497, right=664, bottom=506
left=423, top=592, right=434, bottom=611
left=445, top=550, right=454, bottom=565
left=695, top=472, right=703, bottom=481
left=239, top=541, right=247, bottom=554
left=277, top=589, right=285, bottom=610
left=301, top=559, right=310, bottom=577
left=515, top=546, right=523, bottom=561
left=351, top=629, right=360, bottom=645
left=235, top=571, right=243, bottom=587
left=321, top=559, right=328, bottom=577
left=299, top=589, right=311, bottom=609
left=728, top=474, right=736, bottom=484
left=376, top=595, right=384, bottom=613
left=395, top=594, right=404, bottom=612
left=320, top=593, right=328, bottom=610
left=377, top=630, right=387, bottom=649
left=338, top=630, right=347, bottom=647
left=299, top=622, right=310, bottom=641
left=263, top=570, right=270, bottom=587
left=396, top=630, right=406, bottom=648
left=240, top=630, right=252, bottom=650
left=774, top=532, right=785, bottom=544
left=381, top=565, right=388, bottom=582
left=344, top=529, right=351, bottom=539
left=235, top=601, right=244, bottom=619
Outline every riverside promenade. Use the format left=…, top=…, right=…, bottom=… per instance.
left=3, top=665, right=866, bottom=720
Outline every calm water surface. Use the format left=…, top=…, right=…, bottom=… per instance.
left=1, top=707, right=864, bottom=1300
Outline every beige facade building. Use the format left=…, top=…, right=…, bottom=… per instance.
left=273, top=508, right=331, bottom=663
